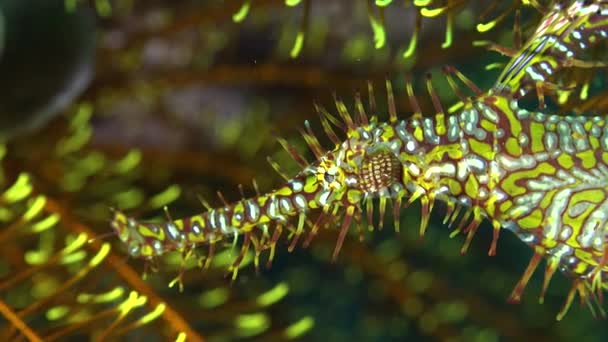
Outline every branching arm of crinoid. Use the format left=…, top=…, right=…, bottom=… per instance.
left=116, top=0, right=543, bottom=61
left=491, top=0, right=608, bottom=105
left=0, top=158, right=203, bottom=341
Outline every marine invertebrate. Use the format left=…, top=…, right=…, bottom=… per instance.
left=231, top=0, right=545, bottom=59
left=106, top=0, right=608, bottom=324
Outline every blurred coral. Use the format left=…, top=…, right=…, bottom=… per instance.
left=1, top=1, right=607, bottom=341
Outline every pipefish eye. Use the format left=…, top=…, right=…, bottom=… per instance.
left=317, top=162, right=347, bottom=190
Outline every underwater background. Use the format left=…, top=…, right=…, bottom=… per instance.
left=0, top=1, right=607, bottom=341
